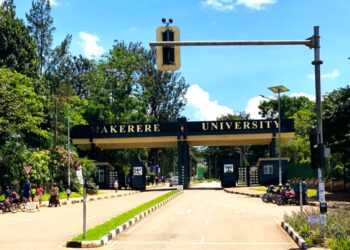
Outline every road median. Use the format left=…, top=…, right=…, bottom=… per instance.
left=66, top=190, right=181, bottom=248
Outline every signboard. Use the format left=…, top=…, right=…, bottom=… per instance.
left=133, top=166, right=143, bottom=176
left=76, top=166, right=84, bottom=185
left=308, top=215, right=320, bottom=224
left=320, top=214, right=326, bottom=225
left=22, top=165, right=33, bottom=175
left=224, top=164, right=234, bottom=173
left=318, top=181, right=325, bottom=202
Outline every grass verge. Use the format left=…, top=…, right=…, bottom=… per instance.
left=72, top=190, right=178, bottom=241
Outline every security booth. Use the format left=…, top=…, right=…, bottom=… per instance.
left=94, top=161, right=116, bottom=189
left=221, top=159, right=237, bottom=188
left=257, top=158, right=289, bottom=186
left=130, top=162, right=146, bottom=190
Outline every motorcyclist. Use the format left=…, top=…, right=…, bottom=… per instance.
left=49, top=186, right=60, bottom=207
left=5, top=186, right=12, bottom=199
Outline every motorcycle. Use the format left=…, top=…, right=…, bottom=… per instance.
left=262, top=185, right=277, bottom=203
left=0, top=198, right=18, bottom=213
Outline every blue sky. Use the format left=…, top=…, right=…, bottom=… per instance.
left=12, top=0, right=350, bottom=121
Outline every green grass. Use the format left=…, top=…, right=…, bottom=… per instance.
left=249, top=187, right=267, bottom=192
left=72, top=190, right=179, bottom=241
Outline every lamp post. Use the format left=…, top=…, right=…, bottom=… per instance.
left=267, top=85, right=289, bottom=186
left=58, top=97, right=76, bottom=190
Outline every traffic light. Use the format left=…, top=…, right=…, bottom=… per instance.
left=309, top=133, right=324, bottom=169
left=156, top=26, right=180, bottom=71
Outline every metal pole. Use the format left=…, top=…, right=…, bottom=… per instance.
left=150, top=40, right=312, bottom=47
left=299, top=181, right=303, bottom=213
left=313, top=25, right=326, bottom=237
left=83, top=186, right=87, bottom=239
left=67, top=106, right=71, bottom=188
left=278, top=91, right=282, bottom=186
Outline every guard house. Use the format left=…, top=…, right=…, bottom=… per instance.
left=94, top=161, right=116, bottom=189
left=257, top=157, right=289, bottom=185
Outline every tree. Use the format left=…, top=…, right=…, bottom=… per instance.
left=323, top=85, right=350, bottom=179
left=0, top=67, right=47, bottom=139
left=0, top=0, right=39, bottom=77
left=140, top=48, right=188, bottom=122
left=26, top=0, right=55, bottom=75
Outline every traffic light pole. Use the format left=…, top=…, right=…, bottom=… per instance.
left=151, top=25, right=325, bottom=213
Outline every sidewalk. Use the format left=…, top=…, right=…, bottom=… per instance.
left=38, top=189, right=139, bottom=207
left=224, top=186, right=350, bottom=210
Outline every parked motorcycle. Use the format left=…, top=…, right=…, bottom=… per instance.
left=262, top=185, right=277, bottom=203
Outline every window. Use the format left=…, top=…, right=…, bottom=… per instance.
left=224, top=164, right=234, bottom=173
left=98, top=169, right=105, bottom=182
left=263, top=164, right=273, bottom=175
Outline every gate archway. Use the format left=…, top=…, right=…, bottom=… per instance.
left=72, top=118, right=294, bottom=189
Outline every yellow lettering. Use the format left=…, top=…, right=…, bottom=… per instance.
left=225, top=122, right=233, bottom=130
left=210, top=122, right=218, bottom=130
left=219, top=122, right=224, bottom=130
left=154, top=124, right=160, bottom=132
left=110, top=125, right=117, bottom=133
left=136, top=124, right=143, bottom=133
left=266, top=121, right=272, bottom=129
left=101, top=126, right=108, bottom=134
left=243, top=121, right=250, bottom=129
left=252, top=121, right=258, bottom=129
left=128, top=125, right=135, bottom=133
left=145, top=124, right=152, bottom=132
left=235, top=122, right=242, bottom=130
left=202, top=122, right=209, bottom=131
left=120, top=125, right=126, bottom=133
left=274, top=120, right=279, bottom=129
left=260, top=121, right=264, bottom=129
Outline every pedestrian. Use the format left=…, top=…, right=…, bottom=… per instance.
left=114, top=179, right=119, bottom=192
left=5, top=186, right=12, bottom=199
left=23, top=181, right=31, bottom=202
left=37, top=185, right=44, bottom=204
left=30, top=185, right=36, bottom=202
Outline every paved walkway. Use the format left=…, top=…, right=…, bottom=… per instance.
left=224, top=186, right=350, bottom=210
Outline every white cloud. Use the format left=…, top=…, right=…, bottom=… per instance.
left=236, top=0, right=276, bottom=10
left=307, top=69, right=340, bottom=80
left=244, top=96, right=270, bottom=119
left=290, top=92, right=315, bottom=101
left=79, top=32, right=105, bottom=59
left=244, top=92, right=315, bottom=119
left=201, top=0, right=276, bottom=11
left=186, top=84, right=234, bottom=120
left=0, top=0, right=4, bottom=5
left=49, top=0, right=58, bottom=6
left=201, top=0, right=235, bottom=11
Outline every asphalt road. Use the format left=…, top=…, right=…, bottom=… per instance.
left=0, top=190, right=168, bottom=250
left=105, top=182, right=300, bottom=250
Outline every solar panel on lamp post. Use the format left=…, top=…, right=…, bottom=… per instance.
left=267, top=85, right=289, bottom=186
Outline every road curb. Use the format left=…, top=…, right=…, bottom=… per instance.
left=39, top=191, right=139, bottom=208
left=66, top=191, right=182, bottom=248
left=223, top=188, right=263, bottom=198
left=281, top=221, right=308, bottom=250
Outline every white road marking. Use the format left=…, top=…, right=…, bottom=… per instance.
left=10, top=218, right=32, bottom=225
left=114, top=241, right=292, bottom=246
left=126, top=210, right=158, bottom=234
left=200, top=236, right=205, bottom=244
left=186, top=209, right=192, bottom=214
left=209, top=208, right=212, bottom=213
left=205, top=219, right=209, bottom=224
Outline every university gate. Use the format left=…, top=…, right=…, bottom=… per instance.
left=71, top=118, right=294, bottom=189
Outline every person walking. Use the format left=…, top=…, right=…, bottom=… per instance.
left=37, top=185, right=43, bottom=204
left=23, top=181, right=31, bottom=202
left=114, top=179, right=119, bottom=192
left=30, top=185, right=36, bottom=202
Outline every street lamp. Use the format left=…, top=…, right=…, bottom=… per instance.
left=58, top=96, right=76, bottom=190
left=267, top=85, right=289, bottom=186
